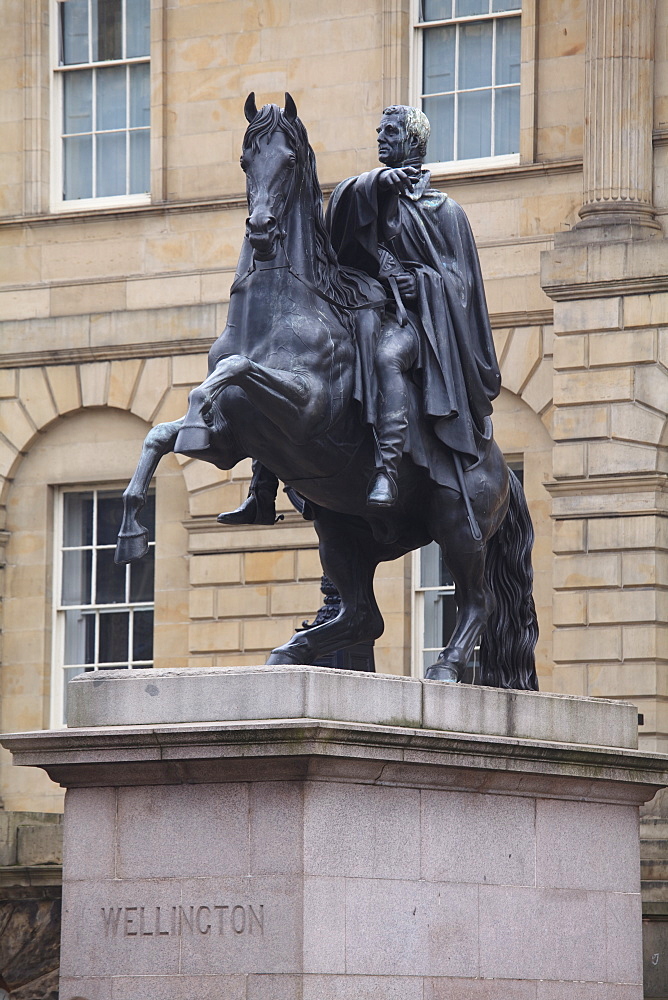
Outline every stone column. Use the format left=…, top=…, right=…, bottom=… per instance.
left=576, top=0, right=659, bottom=235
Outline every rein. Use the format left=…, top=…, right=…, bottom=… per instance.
left=230, top=247, right=387, bottom=314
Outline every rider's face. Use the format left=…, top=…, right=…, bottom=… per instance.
left=376, top=116, right=411, bottom=167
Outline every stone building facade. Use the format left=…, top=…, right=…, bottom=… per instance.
left=0, top=0, right=667, bottom=994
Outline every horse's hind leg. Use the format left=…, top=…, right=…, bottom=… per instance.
left=424, top=486, right=495, bottom=682
left=266, top=510, right=384, bottom=665
left=115, top=419, right=183, bottom=564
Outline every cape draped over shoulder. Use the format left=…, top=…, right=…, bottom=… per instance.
left=326, top=167, right=501, bottom=473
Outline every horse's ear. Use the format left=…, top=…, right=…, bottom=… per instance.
left=284, top=92, right=298, bottom=123
left=244, top=92, right=258, bottom=123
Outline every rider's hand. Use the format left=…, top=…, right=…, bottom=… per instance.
left=396, top=272, right=417, bottom=302
left=378, top=166, right=421, bottom=193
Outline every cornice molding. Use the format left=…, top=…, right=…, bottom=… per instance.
left=546, top=473, right=668, bottom=497
left=0, top=338, right=213, bottom=370
left=543, top=273, right=668, bottom=302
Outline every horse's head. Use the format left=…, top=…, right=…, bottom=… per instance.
left=241, top=92, right=307, bottom=261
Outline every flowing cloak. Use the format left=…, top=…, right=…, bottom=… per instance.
left=326, top=167, right=501, bottom=479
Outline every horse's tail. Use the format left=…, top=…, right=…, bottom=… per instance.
left=478, top=470, right=539, bottom=690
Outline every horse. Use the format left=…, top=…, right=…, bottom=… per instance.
left=116, top=93, right=538, bottom=689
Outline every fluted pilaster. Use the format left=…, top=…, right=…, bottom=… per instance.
left=577, top=0, right=659, bottom=234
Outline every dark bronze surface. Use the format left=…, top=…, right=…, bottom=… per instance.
left=116, top=95, right=538, bottom=689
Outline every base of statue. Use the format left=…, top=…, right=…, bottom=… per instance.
left=3, top=665, right=667, bottom=1000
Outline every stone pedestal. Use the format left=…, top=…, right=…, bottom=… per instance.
left=2, top=665, right=668, bottom=1000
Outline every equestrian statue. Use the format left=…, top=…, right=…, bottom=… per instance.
left=116, top=93, right=538, bottom=689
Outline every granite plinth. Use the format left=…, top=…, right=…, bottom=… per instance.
left=2, top=666, right=666, bottom=1000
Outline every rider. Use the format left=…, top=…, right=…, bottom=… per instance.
left=218, top=105, right=500, bottom=524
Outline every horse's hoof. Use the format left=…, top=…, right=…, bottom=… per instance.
left=174, top=423, right=211, bottom=456
left=424, top=663, right=460, bottom=683
left=265, top=647, right=308, bottom=665
left=115, top=529, right=149, bottom=564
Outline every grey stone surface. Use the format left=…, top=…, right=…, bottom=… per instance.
left=535, top=985, right=643, bottom=1000
left=479, top=886, right=609, bottom=982
left=302, top=876, right=346, bottom=974
left=59, top=977, right=112, bottom=1000
left=302, top=975, right=425, bottom=999
left=536, top=799, right=640, bottom=892
left=605, top=890, right=643, bottom=984
left=62, top=787, right=116, bottom=880
left=111, top=976, right=246, bottom=999
left=177, top=876, right=302, bottom=975
left=246, top=974, right=303, bottom=1000
left=422, top=678, right=638, bottom=748
left=344, top=878, right=479, bottom=977
left=249, top=781, right=304, bottom=875
left=16, top=823, right=62, bottom=866
left=424, top=980, right=537, bottom=999
left=67, top=664, right=422, bottom=731
left=116, top=782, right=249, bottom=879
left=420, top=789, right=535, bottom=886
left=303, top=782, right=420, bottom=879
left=65, top=664, right=638, bottom=749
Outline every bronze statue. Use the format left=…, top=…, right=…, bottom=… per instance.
left=116, top=94, right=538, bottom=688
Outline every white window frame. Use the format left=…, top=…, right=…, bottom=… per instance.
left=50, top=485, right=155, bottom=728
left=411, top=0, right=522, bottom=173
left=50, top=0, right=151, bottom=212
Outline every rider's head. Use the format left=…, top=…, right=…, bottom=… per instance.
left=377, top=106, right=430, bottom=167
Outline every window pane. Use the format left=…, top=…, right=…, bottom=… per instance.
left=61, top=0, right=89, bottom=65
left=130, top=63, right=150, bottom=127
left=423, top=26, right=456, bottom=95
left=495, top=15, right=521, bottom=85
left=97, top=492, right=124, bottom=545
left=129, top=129, right=150, bottom=193
left=97, top=66, right=126, bottom=130
left=421, top=0, right=453, bottom=21
left=423, top=591, right=458, bottom=651
left=420, top=541, right=440, bottom=587
left=126, top=0, right=151, bottom=57
left=457, top=88, right=492, bottom=158
left=459, top=21, right=493, bottom=89
left=494, top=86, right=520, bottom=154
left=96, top=549, right=127, bottom=604
left=92, top=0, right=123, bottom=61
left=63, top=134, right=93, bottom=199
left=62, top=550, right=92, bottom=605
left=492, top=0, right=521, bottom=10
left=99, top=611, right=129, bottom=663
left=133, top=609, right=154, bottom=661
left=130, top=546, right=154, bottom=602
left=456, top=0, right=489, bottom=15
left=64, top=610, right=95, bottom=665
left=63, top=70, right=93, bottom=134
left=423, top=94, right=454, bottom=161
left=64, top=492, right=94, bottom=546
left=96, top=131, right=127, bottom=197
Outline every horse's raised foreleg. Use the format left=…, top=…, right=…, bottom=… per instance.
left=175, top=355, right=325, bottom=456
left=115, top=418, right=183, bottom=564
left=266, top=510, right=385, bottom=665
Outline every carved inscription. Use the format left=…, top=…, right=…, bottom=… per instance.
left=101, top=903, right=264, bottom=938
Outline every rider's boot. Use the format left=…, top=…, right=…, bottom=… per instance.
left=218, top=462, right=280, bottom=525
left=367, top=383, right=408, bottom=508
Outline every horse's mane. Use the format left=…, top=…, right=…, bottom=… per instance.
left=243, top=104, right=353, bottom=329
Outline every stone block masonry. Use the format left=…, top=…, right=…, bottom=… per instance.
left=2, top=667, right=667, bottom=1000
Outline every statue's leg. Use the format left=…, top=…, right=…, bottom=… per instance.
left=115, top=419, right=184, bottom=564
left=266, top=509, right=385, bottom=665
left=423, top=485, right=495, bottom=682
left=368, top=322, right=418, bottom=506
left=176, top=355, right=325, bottom=457
left=217, top=460, right=281, bottom=526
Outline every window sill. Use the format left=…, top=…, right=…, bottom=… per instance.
left=50, top=193, right=151, bottom=214
left=427, top=153, right=520, bottom=177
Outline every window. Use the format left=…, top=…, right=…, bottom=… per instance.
left=415, top=0, right=521, bottom=164
left=412, top=464, right=523, bottom=679
left=52, top=488, right=155, bottom=725
left=54, top=0, right=150, bottom=205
